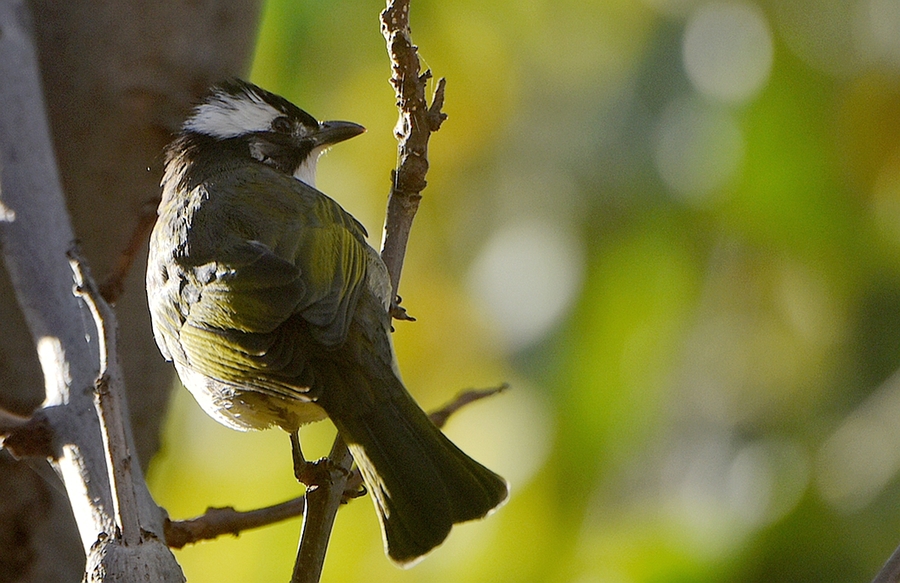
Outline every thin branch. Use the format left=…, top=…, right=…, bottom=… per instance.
left=379, top=0, right=447, bottom=311
left=339, top=386, right=506, bottom=500
left=289, top=1, right=446, bottom=580
left=0, top=4, right=182, bottom=579
left=99, top=196, right=160, bottom=304
left=70, top=250, right=142, bottom=548
left=291, top=436, right=354, bottom=583
left=428, top=384, right=509, bottom=429
left=165, top=498, right=306, bottom=549
left=0, top=407, right=30, bottom=434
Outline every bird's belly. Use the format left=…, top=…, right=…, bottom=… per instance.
left=174, top=361, right=327, bottom=432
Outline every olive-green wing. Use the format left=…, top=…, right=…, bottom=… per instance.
left=174, top=167, right=371, bottom=393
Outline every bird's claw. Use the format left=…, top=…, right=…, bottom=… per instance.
left=390, top=295, right=416, bottom=322
left=341, top=481, right=367, bottom=504
left=293, top=457, right=334, bottom=490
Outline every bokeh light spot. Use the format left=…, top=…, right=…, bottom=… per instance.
left=774, top=0, right=861, bottom=76
left=727, top=439, right=809, bottom=527
left=468, top=220, right=584, bottom=351
left=859, top=0, right=900, bottom=68
left=683, top=2, right=774, bottom=103
left=654, top=97, right=744, bottom=200
left=818, top=371, right=900, bottom=511
left=443, top=380, right=552, bottom=490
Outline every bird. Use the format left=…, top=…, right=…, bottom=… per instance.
left=146, top=79, right=508, bottom=565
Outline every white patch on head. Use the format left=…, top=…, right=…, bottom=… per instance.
left=293, top=144, right=327, bottom=187
left=185, top=89, right=281, bottom=139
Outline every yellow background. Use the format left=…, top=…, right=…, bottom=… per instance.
left=149, top=1, right=900, bottom=581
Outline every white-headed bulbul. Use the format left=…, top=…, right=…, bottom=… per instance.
left=146, top=79, right=508, bottom=566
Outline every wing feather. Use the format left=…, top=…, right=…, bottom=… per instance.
left=168, top=164, right=370, bottom=394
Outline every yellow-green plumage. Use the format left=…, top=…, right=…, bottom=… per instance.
left=146, top=80, right=507, bottom=565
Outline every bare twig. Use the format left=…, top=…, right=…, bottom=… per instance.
left=289, top=2, right=447, bottom=580
left=0, top=4, right=182, bottom=579
left=379, top=0, right=447, bottom=307
left=0, top=407, right=30, bottom=434
left=162, top=385, right=507, bottom=551
left=165, top=498, right=306, bottom=549
left=429, top=384, right=509, bottom=429
left=291, top=436, right=354, bottom=583
left=70, top=250, right=142, bottom=548
left=99, top=197, right=160, bottom=304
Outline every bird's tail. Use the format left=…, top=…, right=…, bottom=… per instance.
left=320, top=369, right=508, bottom=566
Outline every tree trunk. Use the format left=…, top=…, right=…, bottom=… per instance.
left=0, top=2, right=263, bottom=580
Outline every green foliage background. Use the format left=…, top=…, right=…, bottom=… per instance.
left=148, top=0, right=900, bottom=581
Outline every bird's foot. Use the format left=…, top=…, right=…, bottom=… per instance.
left=290, top=431, right=334, bottom=490
left=290, top=431, right=366, bottom=500
left=293, top=457, right=334, bottom=490
left=341, top=471, right=367, bottom=504
left=389, top=295, right=416, bottom=322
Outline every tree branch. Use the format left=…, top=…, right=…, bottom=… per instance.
left=0, top=2, right=181, bottom=579
left=242, top=0, right=461, bottom=579
left=71, top=250, right=142, bottom=548
left=291, top=436, right=354, bottom=583
left=289, top=2, right=445, bottom=580
left=380, top=0, right=447, bottom=316
left=428, top=384, right=509, bottom=428
left=0, top=407, right=31, bottom=434
left=98, top=197, right=160, bottom=304
left=165, top=498, right=306, bottom=550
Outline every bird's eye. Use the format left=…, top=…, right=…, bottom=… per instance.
left=271, top=116, right=293, bottom=133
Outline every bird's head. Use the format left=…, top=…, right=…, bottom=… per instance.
left=181, top=79, right=365, bottom=187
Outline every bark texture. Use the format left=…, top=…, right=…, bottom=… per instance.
left=0, top=2, right=263, bottom=581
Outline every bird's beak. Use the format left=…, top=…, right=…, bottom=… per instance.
left=315, top=120, right=366, bottom=147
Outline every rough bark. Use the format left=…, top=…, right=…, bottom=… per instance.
left=0, top=2, right=263, bottom=581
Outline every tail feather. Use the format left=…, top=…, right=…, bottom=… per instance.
left=324, top=374, right=508, bottom=565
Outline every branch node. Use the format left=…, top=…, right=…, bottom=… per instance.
left=94, top=372, right=112, bottom=397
